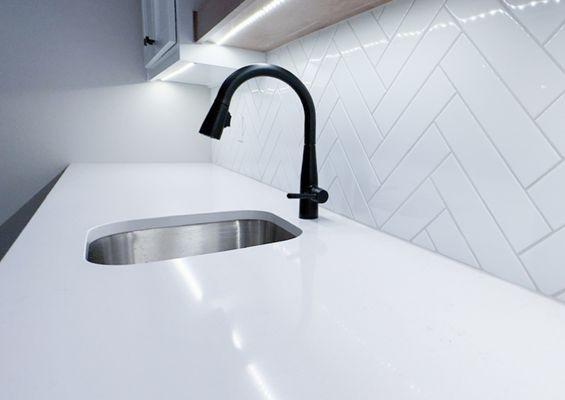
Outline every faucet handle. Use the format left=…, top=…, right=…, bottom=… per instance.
left=287, top=186, right=328, bottom=204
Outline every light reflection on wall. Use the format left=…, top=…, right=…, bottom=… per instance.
left=232, top=328, right=244, bottom=350
left=451, top=1, right=561, bottom=25
left=504, top=0, right=561, bottom=11
left=174, top=260, right=203, bottom=302
left=454, top=8, right=506, bottom=24
left=246, top=363, right=279, bottom=400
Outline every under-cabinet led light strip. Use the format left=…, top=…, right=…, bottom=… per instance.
left=216, top=0, right=286, bottom=46
left=155, top=62, right=195, bottom=81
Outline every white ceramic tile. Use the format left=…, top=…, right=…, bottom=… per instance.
left=372, top=69, right=455, bottom=181
left=382, top=179, right=445, bottom=240
left=248, top=80, right=265, bottom=119
left=333, top=22, right=386, bottom=110
left=441, top=36, right=560, bottom=187
left=317, top=119, right=338, bottom=169
left=300, top=30, right=320, bottom=58
left=329, top=142, right=376, bottom=227
left=349, top=11, right=389, bottom=66
left=308, top=40, right=340, bottom=105
left=326, top=177, right=354, bottom=219
left=546, top=24, right=565, bottom=70
left=436, top=96, right=550, bottom=251
left=316, top=82, right=339, bottom=138
left=300, top=26, right=335, bottom=90
left=432, top=156, right=535, bottom=289
left=319, top=148, right=337, bottom=188
left=287, top=40, right=308, bottom=77
left=504, top=0, right=565, bottom=43
left=528, top=162, right=565, bottom=230
left=376, top=0, right=444, bottom=87
left=321, top=159, right=353, bottom=219
left=370, top=124, right=449, bottom=225
left=374, top=9, right=460, bottom=136
left=372, top=5, right=385, bottom=20
left=537, top=94, right=565, bottom=156
left=446, top=0, right=565, bottom=117
left=427, top=210, right=479, bottom=268
left=257, top=84, right=281, bottom=148
left=272, top=158, right=293, bottom=191
left=330, top=101, right=381, bottom=200
left=412, top=230, right=436, bottom=251
left=257, top=103, right=283, bottom=171
left=521, top=227, right=565, bottom=294
left=275, top=46, right=299, bottom=76
left=261, top=143, right=280, bottom=185
left=260, top=103, right=292, bottom=183
left=332, top=59, right=382, bottom=155
left=378, top=0, right=414, bottom=38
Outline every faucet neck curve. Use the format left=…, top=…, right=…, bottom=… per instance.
left=214, top=63, right=316, bottom=146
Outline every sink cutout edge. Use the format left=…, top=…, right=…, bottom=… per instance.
left=84, top=210, right=303, bottom=264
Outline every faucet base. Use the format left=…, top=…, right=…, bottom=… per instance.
left=299, top=199, right=318, bottom=220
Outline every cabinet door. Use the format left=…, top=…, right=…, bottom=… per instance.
left=141, top=0, right=177, bottom=68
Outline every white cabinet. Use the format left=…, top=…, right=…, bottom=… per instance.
left=141, top=0, right=265, bottom=87
left=141, top=0, right=177, bottom=68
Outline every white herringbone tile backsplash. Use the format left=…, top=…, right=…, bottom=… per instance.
left=212, top=0, right=565, bottom=300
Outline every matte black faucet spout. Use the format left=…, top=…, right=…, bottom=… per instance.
left=199, top=63, right=328, bottom=219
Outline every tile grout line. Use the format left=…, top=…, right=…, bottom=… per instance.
left=257, top=95, right=282, bottom=156
left=328, top=147, right=371, bottom=225
left=543, top=17, right=565, bottom=46
left=371, top=27, right=463, bottom=155
left=328, top=77, right=383, bottom=190
left=378, top=151, right=452, bottom=228
left=328, top=161, right=356, bottom=219
left=525, top=159, right=565, bottom=191
left=330, top=33, right=385, bottom=142
left=409, top=204, right=446, bottom=242
left=428, top=173, right=483, bottom=270
left=316, top=84, right=340, bottom=140
left=371, top=1, right=448, bottom=115
left=330, top=134, right=379, bottom=226
left=305, top=25, right=339, bottom=105
left=346, top=17, right=389, bottom=95
left=518, top=225, right=564, bottom=257
left=421, top=229, right=438, bottom=252
left=438, top=65, right=556, bottom=237
left=533, top=87, right=565, bottom=127
left=369, top=88, right=457, bottom=189
left=318, top=127, right=338, bottom=175
left=445, top=11, right=565, bottom=159
left=433, top=120, right=540, bottom=290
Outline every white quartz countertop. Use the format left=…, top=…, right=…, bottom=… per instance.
left=2, top=163, right=565, bottom=400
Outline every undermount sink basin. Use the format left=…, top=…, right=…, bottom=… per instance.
left=86, top=211, right=301, bottom=265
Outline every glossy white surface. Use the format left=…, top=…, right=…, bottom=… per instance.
left=435, top=96, right=550, bottom=252
left=212, top=0, right=565, bottom=300
left=441, top=35, right=560, bottom=187
left=446, top=0, right=565, bottom=117
left=505, top=0, right=565, bottom=43
left=3, top=163, right=565, bottom=400
left=547, top=24, right=565, bottom=69
left=376, top=0, right=444, bottom=87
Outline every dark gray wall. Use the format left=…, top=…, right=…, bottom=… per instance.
left=0, top=0, right=212, bottom=258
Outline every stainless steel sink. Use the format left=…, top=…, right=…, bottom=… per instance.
left=86, top=211, right=301, bottom=265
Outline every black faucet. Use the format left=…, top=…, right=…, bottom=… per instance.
left=199, top=63, right=329, bottom=219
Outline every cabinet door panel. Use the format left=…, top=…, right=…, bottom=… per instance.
left=142, top=0, right=176, bottom=67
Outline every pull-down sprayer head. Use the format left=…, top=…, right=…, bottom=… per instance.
left=199, top=101, right=231, bottom=140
